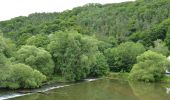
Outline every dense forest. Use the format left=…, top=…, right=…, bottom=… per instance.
left=1, top=0, right=170, bottom=89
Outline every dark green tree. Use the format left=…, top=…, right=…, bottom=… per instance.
left=105, top=42, right=145, bottom=72
left=89, top=52, right=109, bottom=77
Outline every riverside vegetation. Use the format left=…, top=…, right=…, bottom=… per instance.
left=1, top=0, right=170, bottom=89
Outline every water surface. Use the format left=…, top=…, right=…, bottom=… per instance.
left=1, top=79, right=170, bottom=100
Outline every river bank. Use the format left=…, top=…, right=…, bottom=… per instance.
left=106, top=72, right=170, bottom=83
left=0, top=78, right=99, bottom=100
left=2, top=79, right=170, bottom=100
left=1, top=72, right=170, bottom=100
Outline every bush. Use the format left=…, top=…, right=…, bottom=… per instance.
left=89, top=53, right=109, bottom=77
left=16, top=45, right=54, bottom=76
left=105, top=42, right=145, bottom=72
left=149, top=39, right=169, bottom=56
left=129, top=51, right=169, bottom=82
left=1, top=63, right=46, bottom=89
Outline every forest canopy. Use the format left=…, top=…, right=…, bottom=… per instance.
left=1, top=0, right=170, bottom=89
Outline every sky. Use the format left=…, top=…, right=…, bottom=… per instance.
left=0, top=0, right=135, bottom=21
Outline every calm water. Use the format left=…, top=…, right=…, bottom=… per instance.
left=1, top=79, right=170, bottom=100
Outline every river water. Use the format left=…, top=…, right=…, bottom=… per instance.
left=1, top=79, right=170, bottom=100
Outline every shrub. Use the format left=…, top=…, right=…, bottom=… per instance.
left=89, top=53, right=109, bottom=77
left=129, top=51, right=169, bottom=82
left=105, top=42, right=145, bottom=72
left=16, top=45, right=54, bottom=76
left=2, top=63, right=46, bottom=89
left=149, top=39, right=169, bottom=56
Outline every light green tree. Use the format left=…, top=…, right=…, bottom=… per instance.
left=0, top=36, right=16, bottom=57
left=129, top=50, right=169, bottom=82
left=26, top=34, right=50, bottom=49
left=149, top=39, right=169, bottom=56
left=48, top=31, right=105, bottom=81
left=16, top=45, right=54, bottom=76
left=3, top=63, right=46, bottom=89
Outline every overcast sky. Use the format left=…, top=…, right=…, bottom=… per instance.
left=0, top=0, right=135, bottom=21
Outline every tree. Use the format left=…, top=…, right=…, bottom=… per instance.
left=2, top=63, right=46, bottom=89
left=16, top=33, right=32, bottom=46
left=89, top=52, right=109, bottom=77
left=142, top=18, right=170, bottom=47
left=105, top=42, right=145, bottom=72
left=26, top=34, right=50, bottom=49
left=48, top=31, right=100, bottom=81
left=0, top=53, right=11, bottom=87
left=149, top=39, right=169, bottom=56
left=15, top=45, right=54, bottom=76
left=107, top=36, right=118, bottom=47
left=0, top=36, right=16, bottom=58
left=97, top=40, right=112, bottom=53
left=129, top=50, right=169, bottom=82
left=165, top=26, right=170, bottom=49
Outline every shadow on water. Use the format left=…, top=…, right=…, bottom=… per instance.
left=1, top=79, right=170, bottom=100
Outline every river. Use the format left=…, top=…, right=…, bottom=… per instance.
left=0, top=79, right=170, bottom=100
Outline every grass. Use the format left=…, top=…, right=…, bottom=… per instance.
left=106, top=72, right=129, bottom=80
left=44, top=76, right=70, bottom=85
left=161, top=75, right=170, bottom=83
left=107, top=73, right=170, bottom=83
left=45, top=73, right=170, bottom=85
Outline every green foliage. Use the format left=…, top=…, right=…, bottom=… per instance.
left=105, top=42, right=145, bottom=72
left=0, top=53, right=11, bottom=85
left=97, top=40, right=112, bottom=53
left=135, top=18, right=170, bottom=47
left=0, top=53, right=9, bottom=67
left=48, top=31, right=100, bottom=81
left=1, top=0, right=170, bottom=42
left=149, top=39, right=169, bottom=56
left=0, top=36, right=16, bottom=57
left=136, top=50, right=166, bottom=62
left=1, top=63, right=46, bottom=89
left=89, top=53, right=109, bottom=77
left=16, top=45, right=54, bottom=76
left=16, top=33, right=32, bottom=46
left=165, top=26, right=170, bottom=49
left=129, top=51, right=169, bottom=82
left=107, top=72, right=129, bottom=80
left=108, top=36, right=118, bottom=47
left=26, top=34, right=50, bottom=49
left=0, top=52, right=46, bottom=89
left=1, top=0, right=170, bottom=88
left=161, top=76, right=170, bottom=83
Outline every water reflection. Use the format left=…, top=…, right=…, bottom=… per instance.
left=2, top=79, right=169, bottom=100
left=129, top=81, right=170, bottom=100
left=166, top=88, right=170, bottom=94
